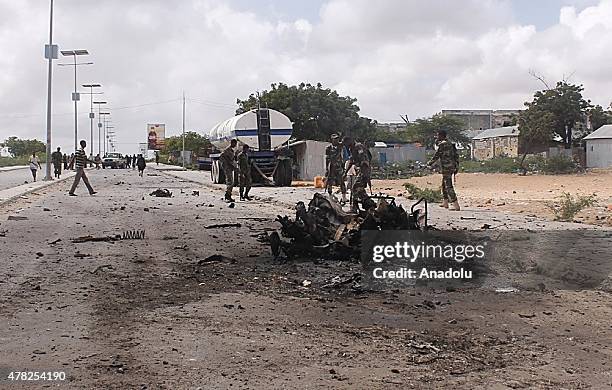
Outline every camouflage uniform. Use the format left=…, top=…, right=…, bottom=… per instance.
left=428, top=140, right=459, bottom=202
left=325, top=143, right=346, bottom=194
left=238, top=150, right=252, bottom=199
left=220, top=145, right=237, bottom=200
left=349, top=143, right=375, bottom=211
left=51, top=150, right=63, bottom=178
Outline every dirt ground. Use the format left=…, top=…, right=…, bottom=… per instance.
left=0, top=169, right=611, bottom=389
left=377, top=169, right=612, bottom=227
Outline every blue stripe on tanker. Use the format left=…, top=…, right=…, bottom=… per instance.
left=234, top=129, right=292, bottom=136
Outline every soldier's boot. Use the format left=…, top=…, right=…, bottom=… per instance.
left=244, top=189, right=252, bottom=201
left=225, top=191, right=235, bottom=203
left=239, top=189, right=244, bottom=201
left=440, top=199, right=449, bottom=208
left=450, top=200, right=461, bottom=211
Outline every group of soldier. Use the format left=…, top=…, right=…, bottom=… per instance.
left=324, top=129, right=460, bottom=212
left=218, top=128, right=460, bottom=212
left=220, top=139, right=252, bottom=202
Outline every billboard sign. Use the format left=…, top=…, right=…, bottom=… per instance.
left=147, top=124, right=165, bottom=150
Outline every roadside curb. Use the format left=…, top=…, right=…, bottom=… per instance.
left=0, top=165, right=29, bottom=172
left=0, top=172, right=76, bottom=207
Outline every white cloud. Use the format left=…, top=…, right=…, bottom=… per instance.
left=0, top=0, right=611, bottom=154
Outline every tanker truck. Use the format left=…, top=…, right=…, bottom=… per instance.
left=202, top=108, right=293, bottom=186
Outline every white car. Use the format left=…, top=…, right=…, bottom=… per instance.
left=102, top=153, right=127, bottom=169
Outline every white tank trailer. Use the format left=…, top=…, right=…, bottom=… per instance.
left=202, top=108, right=294, bottom=186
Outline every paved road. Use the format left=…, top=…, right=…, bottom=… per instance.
left=0, top=168, right=610, bottom=388
left=0, top=164, right=51, bottom=191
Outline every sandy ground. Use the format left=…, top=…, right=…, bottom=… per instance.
left=376, top=169, right=612, bottom=227
left=0, top=168, right=611, bottom=389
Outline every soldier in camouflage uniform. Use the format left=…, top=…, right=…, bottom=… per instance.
left=238, top=144, right=252, bottom=201
left=220, top=139, right=238, bottom=202
left=343, top=137, right=375, bottom=213
left=325, top=134, right=347, bottom=203
left=427, top=130, right=460, bottom=211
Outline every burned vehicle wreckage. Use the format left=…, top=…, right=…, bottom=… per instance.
left=269, top=193, right=428, bottom=261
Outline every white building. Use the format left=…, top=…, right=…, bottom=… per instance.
left=584, top=124, right=612, bottom=168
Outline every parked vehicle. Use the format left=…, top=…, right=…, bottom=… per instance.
left=200, top=108, right=293, bottom=186
left=102, top=153, right=127, bottom=169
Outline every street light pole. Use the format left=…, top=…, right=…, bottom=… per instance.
left=59, top=49, right=91, bottom=152
left=43, top=0, right=56, bottom=181
left=82, top=84, right=101, bottom=159
left=182, top=91, right=186, bottom=168
left=95, top=103, right=108, bottom=156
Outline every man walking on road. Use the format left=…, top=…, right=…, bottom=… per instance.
left=238, top=144, right=252, bottom=201
left=68, top=140, right=96, bottom=196
left=28, top=152, right=42, bottom=182
left=51, top=147, right=63, bottom=179
left=427, top=130, right=460, bottom=211
left=136, top=154, right=146, bottom=177
left=220, top=139, right=238, bottom=202
left=155, top=152, right=160, bottom=166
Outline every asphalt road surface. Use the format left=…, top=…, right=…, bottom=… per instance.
left=0, top=168, right=610, bottom=389
left=0, top=164, right=49, bottom=191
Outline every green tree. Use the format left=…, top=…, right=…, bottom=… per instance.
left=588, top=104, right=612, bottom=131
left=1, top=136, right=45, bottom=157
left=163, top=131, right=212, bottom=154
left=236, top=82, right=377, bottom=142
left=518, top=105, right=556, bottom=171
left=398, top=114, right=469, bottom=149
left=527, top=81, right=591, bottom=148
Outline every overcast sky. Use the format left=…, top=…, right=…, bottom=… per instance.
left=1, top=0, right=611, bottom=154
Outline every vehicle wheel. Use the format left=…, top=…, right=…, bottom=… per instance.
left=274, top=158, right=292, bottom=186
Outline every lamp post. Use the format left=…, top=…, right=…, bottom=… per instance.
left=103, top=117, right=112, bottom=155
left=82, top=84, right=102, bottom=159
left=59, top=49, right=92, bottom=151
left=43, top=0, right=57, bottom=181
left=94, top=102, right=107, bottom=155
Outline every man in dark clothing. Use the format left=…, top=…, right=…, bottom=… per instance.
left=68, top=140, right=96, bottom=196
left=427, top=130, right=460, bottom=210
left=155, top=152, right=160, bottom=166
left=136, top=154, right=146, bottom=177
left=132, top=155, right=137, bottom=170
left=62, top=153, right=68, bottom=170
left=220, top=139, right=238, bottom=202
left=126, top=155, right=131, bottom=169
left=238, top=144, right=252, bottom=201
left=51, top=147, right=63, bottom=179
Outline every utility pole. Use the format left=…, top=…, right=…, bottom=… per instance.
left=43, top=0, right=56, bottom=181
left=182, top=91, right=186, bottom=168
left=82, top=84, right=102, bottom=159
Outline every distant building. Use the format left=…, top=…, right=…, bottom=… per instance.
left=584, top=124, right=612, bottom=168
left=471, top=125, right=519, bottom=160
left=288, top=140, right=329, bottom=181
left=370, top=143, right=426, bottom=165
left=442, top=109, right=520, bottom=131
left=376, top=122, right=406, bottom=133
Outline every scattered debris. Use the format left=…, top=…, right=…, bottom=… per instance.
left=204, top=223, right=242, bottom=229
left=91, top=264, right=114, bottom=274
left=150, top=189, right=172, bottom=197
left=48, top=238, right=61, bottom=245
left=72, top=235, right=118, bottom=243
left=8, top=215, right=28, bottom=221
left=460, top=216, right=477, bottom=220
left=197, top=254, right=235, bottom=265
left=122, top=230, right=146, bottom=240
left=74, top=253, right=90, bottom=258
left=301, top=280, right=312, bottom=287
left=228, top=202, right=235, bottom=208
left=192, top=190, right=200, bottom=196
left=271, top=193, right=427, bottom=260
left=43, top=208, right=51, bottom=212
left=495, top=287, right=518, bottom=293
left=518, top=313, right=536, bottom=318
left=322, top=273, right=362, bottom=289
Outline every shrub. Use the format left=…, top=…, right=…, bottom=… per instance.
left=403, top=183, right=443, bottom=203
left=546, top=192, right=597, bottom=221
left=540, top=155, right=579, bottom=174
